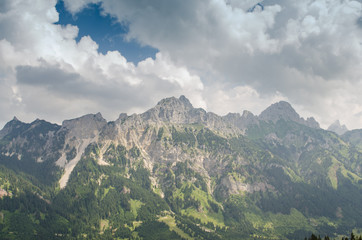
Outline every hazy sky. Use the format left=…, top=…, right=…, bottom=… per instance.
left=1, top=0, right=362, bottom=129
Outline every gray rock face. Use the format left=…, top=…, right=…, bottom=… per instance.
left=0, top=117, right=25, bottom=139
left=259, top=101, right=301, bottom=123
left=259, top=101, right=319, bottom=128
left=61, top=112, right=107, bottom=139
left=223, top=110, right=259, bottom=131
left=0, top=117, right=62, bottom=163
left=328, top=120, right=348, bottom=135
left=141, top=95, right=194, bottom=123
left=306, top=117, right=320, bottom=129
left=132, top=96, right=242, bottom=135
left=56, top=113, right=107, bottom=188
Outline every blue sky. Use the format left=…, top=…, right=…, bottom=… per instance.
left=0, top=0, right=362, bottom=129
left=55, top=0, right=158, bottom=64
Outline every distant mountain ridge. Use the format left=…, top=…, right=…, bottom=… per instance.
left=0, top=95, right=361, bottom=239
left=328, top=120, right=349, bottom=135
left=0, top=96, right=327, bottom=136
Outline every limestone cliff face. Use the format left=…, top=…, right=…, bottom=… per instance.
left=56, top=113, right=108, bottom=188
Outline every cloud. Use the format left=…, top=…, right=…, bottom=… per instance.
left=16, top=64, right=81, bottom=88
left=14, top=53, right=204, bottom=116
left=0, top=0, right=204, bottom=126
left=205, top=84, right=287, bottom=116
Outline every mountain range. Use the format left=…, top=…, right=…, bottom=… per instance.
left=0, top=96, right=361, bottom=240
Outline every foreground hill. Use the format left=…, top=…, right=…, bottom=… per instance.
left=0, top=96, right=361, bottom=239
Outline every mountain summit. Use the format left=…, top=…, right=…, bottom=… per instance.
left=328, top=120, right=348, bottom=135
left=142, top=95, right=194, bottom=123
left=259, top=101, right=300, bottom=122
left=155, top=95, right=193, bottom=110
left=259, top=101, right=319, bottom=128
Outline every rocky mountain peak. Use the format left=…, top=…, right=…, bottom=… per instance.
left=259, top=101, right=319, bottom=128
left=155, top=95, right=193, bottom=111
left=222, top=110, right=259, bottom=131
left=222, top=110, right=256, bottom=122
left=0, top=117, right=26, bottom=139
left=141, top=95, right=194, bottom=123
left=25, top=119, right=61, bottom=134
left=30, top=118, right=47, bottom=126
left=306, top=117, right=320, bottom=129
left=242, top=110, right=256, bottom=119
left=8, top=116, right=22, bottom=125
left=179, top=95, right=193, bottom=108
left=328, top=120, right=348, bottom=135
left=259, top=101, right=300, bottom=123
left=62, top=112, right=105, bottom=124
left=117, top=113, right=128, bottom=122
left=61, top=113, right=107, bottom=139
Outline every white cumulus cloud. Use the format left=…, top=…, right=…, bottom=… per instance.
left=0, top=0, right=205, bottom=126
